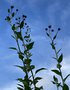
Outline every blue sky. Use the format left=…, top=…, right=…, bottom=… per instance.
left=0, top=0, right=70, bottom=90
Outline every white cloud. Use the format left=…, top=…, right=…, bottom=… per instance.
left=37, top=55, right=70, bottom=90
left=62, top=56, right=70, bottom=74
left=0, top=38, right=70, bottom=90
left=61, top=56, right=70, bottom=88
left=36, top=70, right=55, bottom=90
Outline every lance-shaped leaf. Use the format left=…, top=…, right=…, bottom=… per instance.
left=58, top=54, right=63, bottom=63
left=11, top=35, right=16, bottom=40
left=17, top=78, right=24, bottom=83
left=53, top=35, right=57, bottom=40
left=35, top=77, right=42, bottom=81
left=20, top=21, right=24, bottom=29
left=9, top=47, right=17, bottom=50
left=15, top=31, right=23, bottom=41
left=18, top=52, right=24, bottom=60
left=51, top=42, right=55, bottom=49
left=34, top=77, right=42, bottom=84
left=12, top=12, right=15, bottom=17
left=52, top=57, right=57, bottom=60
left=30, top=65, right=35, bottom=70
left=26, top=42, right=34, bottom=50
left=17, top=79, right=30, bottom=89
left=8, top=9, right=10, bottom=13
left=35, top=68, right=46, bottom=74
left=63, top=74, right=70, bottom=82
left=46, top=33, right=50, bottom=37
left=17, top=87, right=23, bottom=90
left=12, top=24, right=15, bottom=30
left=53, top=75, right=58, bottom=83
left=17, top=84, right=23, bottom=88
left=6, top=16, right=11, bottom=21
left=24, top=35, right=30, bottom=39
left=52, top=81, right=56, bottom=84
left=35, top=86, right=43, bottom=90
left=52, top=69, right=61, bottom=76
left=57, top=49, right=61, bottom=54
left=15, top=65, right=26, bottom=73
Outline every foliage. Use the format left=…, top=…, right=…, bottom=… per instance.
left=5, top=6, right=70, bottom=90
left=45, top=25, right=70, bottom=90
left=5, top=6, right=46, bottom=90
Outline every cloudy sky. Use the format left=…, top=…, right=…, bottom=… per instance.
left=0, top=0, right=70, bottom=90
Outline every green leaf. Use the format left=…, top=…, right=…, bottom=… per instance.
left=26, top=42, right=34, bottom=50
left=24, top=59, right=32, bottom=64
left=53, top=35, right=56, bottom=40
left=11, top=35, right=16, bottom=40
left=58, top=54, right=63, bottom=63
left=46, top=33, right=50, bottom=37
left=12, top=12, right=15, bottom=17
left=53, top=75, right=58, bottom=83
left=52, top=81, right=56, bottom=84
left=21, top=79, right=30, bottom=88
left=30, top=65, right=35, bottom=70
left=52, top=57, right=57, bottom=60
left=24, top=35, right=30, bottom=38
left=39, top=86, right=43, bottom=90
left=35, top=77, right=42, bottom=81
left=9, top=47, right=17, bottom=50
left=51, top=42, right=55, bottom=49
left=15, top=65, right=26, bottom=72
left=8, top=9, right=10, bottom=13
left=18, top=52, right=24, bottom=60
left=63, top=74, right=70, bottom=82
left=24, top=50, right=27, bottom=54
left=15, top=31, right=23, bottom=41
left=63, top=84, right=69, bottom=90
left=34, top=77, right=42, bottom=84
left=17, top=84, right=23, bottom=88
left=17, top=78, right=24, bottom=83
left=18, top=78, right=30, bottom=88
left=6, top=16, right=11, bottom=21
left=35, top=87, right=42, bottom=90
left=20, top=21, right=24, bottom=29
left=35, top=68, right=46, bottom=74
left=12, top=24, right=15, bottom=30
left=52, top=69, right=61, bottom=76
left=57, top=49, right=61, bottom=54
left=17, top=87, right=23, bottom=90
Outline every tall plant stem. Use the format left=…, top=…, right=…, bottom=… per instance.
left=54, top=43, right=64, bottom=90
left=20, top=30, right=36, bottom=89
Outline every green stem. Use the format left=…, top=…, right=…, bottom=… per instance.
left=54, top=43, right=64, bottom=89
left=20, top=30, right=36, bottom=89
left=13, top=31, right=30, bottom=89
left=49, top=32, right=64, bottom=90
